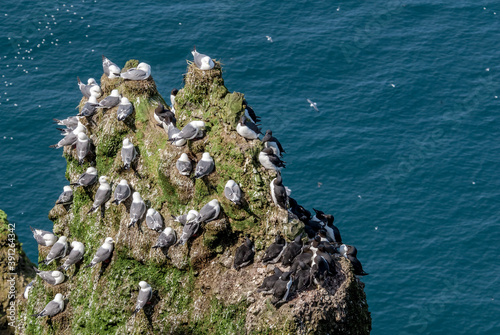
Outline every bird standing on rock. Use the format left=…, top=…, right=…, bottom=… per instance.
left=86, top=237, right=115, bottom=268
left=262, top=232, right=287, bottom=264
left=42, top=236, right=68, bottom=265
left=233, top=236, right=255, bottom=270
left=32, top=293, right=64, bottom=318
left=176, top=153, right=192, bottom=176
left=55, top=186, right=73, bottom=205
left=152, top=227, right=176, bottom=251
left=259, top=148, right=286, bottom=171
left=88, top=176, right=111, bottom=214
left=77, top=77, right=101, bottom=98
left=194, top=152, right=215, bottom=179
left=121, top=138, right=137, bottom=170
left=128, top=192, right=146, bottom=228
left=236, top=115, right=261, bottom=140
left=146, top=208, right=163, bottom=232
left=112, top=179, right=131, bottom=205
left=117, top=97, right=134, bottom=121
left=262, top=130, right=286, bottom=157
left=132, top=281, right=153, bottom=315
left=102, top=55, right=121, bottom=78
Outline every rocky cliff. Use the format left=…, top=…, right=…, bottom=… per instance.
left=16, top=59, right=371, bottom=334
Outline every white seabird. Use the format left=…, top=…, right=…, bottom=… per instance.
left=112, top=179, right=131, bottom=205
left=307, top=99, right=319, bottom=112
left=30, top=227, right=57, bottom=247
left=23, top=280, right=34, bottom=299
left=146, top=208, right=163, bottom=232
left=170, top=89, right=178, bottom=112
left=55, top=186, right=73, bottom=205
left=270, top=172, right=288, bottom=209
left=236, top=115, right=261, bottom=140
left=170, top=121, right=205, bottom=142
left=163, top=118, right=186, bottom=146
left=128, top=192, right=146, bottom=228
left=88, top=176, right=111, bottom=214
left=195, top=199, right=220, bottom=224
left=77, top=77, right=101, bottom=98
left=262, top=130, right=285, bottom=157
left=78, top=95, right=100, bottom=117
left=49, top=121, right=86, bottom=149
left=32, top=293, right=64, bottom=318
left=85, top=237, right=115, bottom=268
left=76, top=132, right=91, bottom=164
left=171, top=210, right=199, bottom=226
left=192, top=46, right=214, bottom=70
left=59, top=241, right=85, bottom=271
left=177, top=210, right=201, bottom=245
left=97, top=89, right=121, bottom=109
left=132, top=281, right=153, bottom=315
left=71, top=167, right=98, bottom=188
left=121, top=62, right=151, bottom=80
left=53, top=116, right=79, bottom=129
left=102, top=55, right=121, bottom=79
left=224, top=180, right=242, bottom=205
left=117, top=97, right=134, bottom=121
left=176, top=153, right=192, bottom=176
left=194, top=152, right=215, bottom=179
left=34, top=267, right=65, bottom=285
left=121, top=138, right=137, bottom=170
left=259, top=148, right=286, bottom=171
left=43, top=236, right=68, bottom=265
left=152, top=227, right=176, bottom=250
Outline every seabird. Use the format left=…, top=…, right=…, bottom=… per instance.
left=59, top=241, right=85, bottom=271
left=233, top=236, right=255, bottom=270
left=77, top=77, right=101, bottom=98
left=163, top=118, right=186, bottom=147
left=194, top=152, right=215, bottom=179
left=23, top=280, right=34, bottom=299
left=170, top=89, right=178, bottom=112
left=128, top=192, right=146, bottom=228
left=307, top=99, right=319, bottom=112
left=112, top=179, right=131, bottom=205
left=281, top=234, right=303, bottom=266
left=117, top=97, right=134, bottom=121
left=171, top=210, right=199, bottom=226
left=121, top=138, right=137, bottom=170
left=224, top=180, right=242, bottom=205
left=33, top=267, right=65, bottom=286
left=270, top=172, right=288, bottom=209
left=97, top=89, right=121, bottom=109
left=242, top=101, right=260, bottom=123
left=55, top=186, right=73, bottom=205
left=88, top=176, right=111, bottom=214
left=30, top=227, right=57, bottom=247
left=195, top=199, right=220, bottom=224
left=77, top=95, right=100, bottom=117
left=313, top=209, right=342, bottom=243
left=262, top=130, right=286, bottom=157
left=32, top=293, right=64, bottom=318
left=49, top=122, right=86, bottom=149
left=340, top=244, right=368, bottom=276
left=294, top=261, right=312, bottom=292
left=257, top=267, right=283, bottom=294
left=259, top=148, right=286, bottom=171
left=42, top=236, right=68, bottom=265
left=70, top=167, right=98, bottom=188
left=288, top=197, right=311, bottom=223
left=192, top=46, right=214, bottom=70
left=311, top=255, right=330, bottom=285
left=262, top=232, right=286, bottom=264
left=53, top=116, right=79, bottom=129
left=132, top=281, right=153, bottom=315
left=85, top=237, right=115, bottom=268
left=152, top=227, right=176, bottom=250
left=76, top=132, right=91, bottom=164
left=170, top=121, right=205, bottom=142
left=102, top=55, right=121, bottom=78
left=176, top=153, right=192, bottom=176
left=272, top=271, right=293, bottom=305
left=153, top=103, right=175, bottom=126
left=177, top=210, right=201, bottom=245
left=146, top=208, right=163, bottom=232
left=236, top=115, right=261, bottom=140
left=121, top=62, right=151, bottom=80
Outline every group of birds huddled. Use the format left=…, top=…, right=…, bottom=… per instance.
left=26, top=46, right=367, bottom=320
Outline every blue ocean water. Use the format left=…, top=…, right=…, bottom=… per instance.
left=1, top=0, right=499, bottom=333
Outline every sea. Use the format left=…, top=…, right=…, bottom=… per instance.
left=1, top=1, right=499, bottom=333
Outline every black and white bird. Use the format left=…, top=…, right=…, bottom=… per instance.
left=23, top=280, right=34, bottom=299
left=32, top=293, right=64, bottom=318
left=121, top=138, right=137, bottom=170
left=171, top=210, right=199, bottom=226
left=102, top=55, right=121, bottom=78
left=259, top=148, right=286, bottom=171
left=177, top=211, right=201, bottom=245
left=146, top=208, right=163, bottom=232
left=49, top=122, right=86, bottom=149
left=233, top=236, right=255, bottom=270
left=153, top=103, right=175, bottom=126
left=176, top=153, right=192, bottom=176
left=88, top=176, right=111, bottom=214
left=71, top=167, right=98, bottom=188
left=117, top=97, right=134, bottom=121
left=42, top=236, right=68, bottom=265
left=33, top=267, right=65, bottom=286
left=128, top=192, right=146, bottom=228
left=58, top=241, right=85, bottom=271
left=77, top=95, right=100, bottom=117
left=55, top=186, right=73, bottom=205
left=97, top=89, right=121, bottom=109
left=257, top=267, right=283, bottom=294
left=132, top=281, right=153, bottom=315
left=76, top=132, right=91, bottom=165
left=262, top=130, right=286, bottom=157
left=294, top=261, right=312, bottom=292
left=171, top=121, right=205, bottom=142
left=77, top=77, right=101, bottom=98
left=192, top=46, right=214, bottom=70
left=271, top=271, right=293, bottom=305
left=152, top=227, right=176, bottom=250
left=281, top=234, right=303, bottom=266
left=262, top=232, right=287, bottom=264
left=121, top=62, right=151, bottom=80
left=170, top=88, right=178, bottom=112
left=236, top=115, right=261, bottom=140
left=340, top=244, right=368, bottom=276
left=311, top=255, right=330, bottom=286
left=194, top=152, right=215, bottom=179
left=112, top=179, right=131, bottom=205
left=195, top=199, right=220, bottom=224
left=85, top=237, right=115, bottom=268
left=242, top=101, right=260, bottom=124
left=224, top=180, right=242, bottom=205
left=313, top=209, right=342, bottom=243
left=270, top=172, right=288, bottom=209
left=30, top=227, right=57, bottom=247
